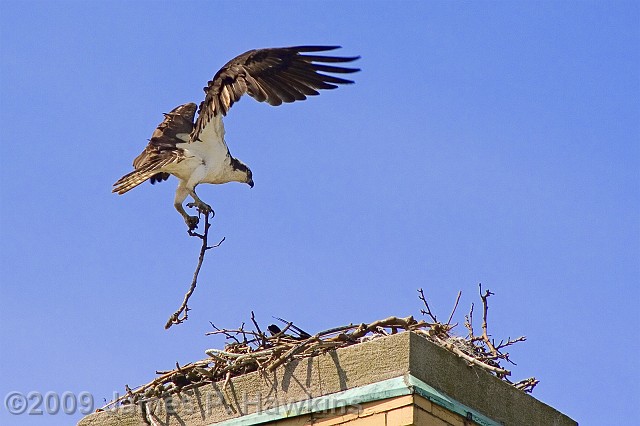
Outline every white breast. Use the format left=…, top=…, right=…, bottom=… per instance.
left=175, top=114, right=235, bottom=184
left=177, top=114, right=228, bottom=162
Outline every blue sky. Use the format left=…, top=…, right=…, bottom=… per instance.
left=1, top=1, right=638, bottom=425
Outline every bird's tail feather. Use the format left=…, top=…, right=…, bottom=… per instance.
left=113, top=157, right=175, bottom=195
left=113, top=164, right=161, bottom=194
left=112, top=170, right=156, bottom=194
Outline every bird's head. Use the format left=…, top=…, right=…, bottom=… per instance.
left=245, top=167, right=254, bottom=188
left=230, top=158, right=254, bottom=188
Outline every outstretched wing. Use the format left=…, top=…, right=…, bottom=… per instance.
left=191, top=46, right=359, bottom=142
left=112, top=103, right=197, bottom=194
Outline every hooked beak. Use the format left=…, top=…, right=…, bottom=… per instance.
left=247, top=178, right=254, bottom=188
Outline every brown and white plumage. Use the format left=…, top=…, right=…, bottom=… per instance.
left=113, top=103, right=196, bottom=194
left=113, top=46, right=359, bottom=230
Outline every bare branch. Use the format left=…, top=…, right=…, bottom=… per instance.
left=165, top=211, right=224, bottom=329
left=476, top=283, right=497, bottom=356
left=418, top=288, right=438, bottom=322
left=430, top=335, right=511, bottom=376
left=512, top=377, right=540, bottom=393
left=446, top=291, right=462, bottom=326
left=464, top=302, right=475, bottom=339
left=251, top=311, right=267, bottom=347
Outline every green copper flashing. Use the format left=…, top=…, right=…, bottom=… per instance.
left=211, top=374, right=500, bottom=426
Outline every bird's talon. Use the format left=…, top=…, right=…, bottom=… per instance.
left=187, top=201, right=212, bottom=215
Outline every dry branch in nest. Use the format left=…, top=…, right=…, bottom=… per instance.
left=102, top=288, right=537, bottom=412
left=418, top=285, right=538, bottom=393
left=165, top=209, right=224, bottom=330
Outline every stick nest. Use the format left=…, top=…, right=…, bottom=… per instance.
left=101, top=286, right=538, bottom=411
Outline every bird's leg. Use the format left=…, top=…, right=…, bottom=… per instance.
left=174, top=184, right=199, bottom=230
left=186, top=189, right=215, bottom=217
left=183, top=168, right=214, bottom=217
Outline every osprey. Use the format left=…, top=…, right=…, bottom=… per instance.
left=113, top=45, right=359, bottom=230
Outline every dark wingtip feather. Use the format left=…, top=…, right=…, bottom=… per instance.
left=312, top=63, right=361, bottom=74
left=290, top=45, right=342, bottom=52
left=299, top=54, right=360, bottom=63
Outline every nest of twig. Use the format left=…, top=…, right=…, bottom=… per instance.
left=101, top=287, right=537, bottom=412
left=417, top=286, right=539, bottom=392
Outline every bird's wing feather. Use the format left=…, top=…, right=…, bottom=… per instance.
left=132, top=103, right=197, bottom=170
left=191, top=46, right=360, bottom=142
left=112, top=103, right=197, bottom=194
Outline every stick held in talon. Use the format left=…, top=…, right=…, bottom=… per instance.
left=166, top=212, right=223, bottom=329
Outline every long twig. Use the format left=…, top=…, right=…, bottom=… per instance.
left=464, top=302, right=475, bottom=339
left=251, top=311, right=268, bottom=347
left=165, top=211, right=224, bottom=329
left=446, top=291, right=462, bottom=326
left=427, top=334, right=511, bottom=376
left=418, top=288, right=438, bottom=322
left=476, top=283, right=497, bottom=356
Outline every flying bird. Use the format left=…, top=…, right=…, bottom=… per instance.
left=113, top=46, right=359, bottom=230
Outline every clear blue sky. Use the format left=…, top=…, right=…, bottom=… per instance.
left=1, top=1, right=638, bottom=425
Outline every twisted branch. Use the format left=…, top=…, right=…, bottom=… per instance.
left=165, top=210, right=224, bottom=329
